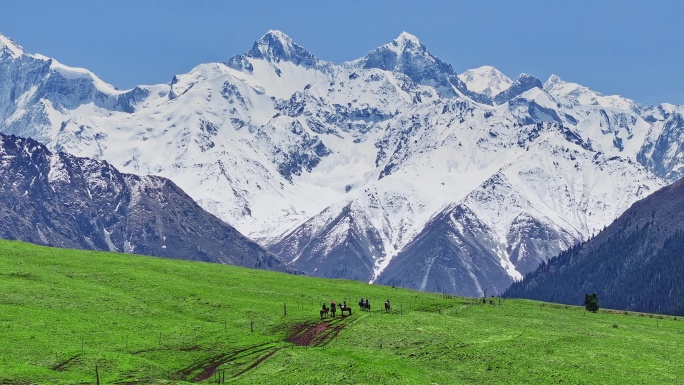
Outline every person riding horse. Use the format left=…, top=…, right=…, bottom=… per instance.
left=330, top=301, right=337, bottom=317
left=339, top=300, right=352, bottom=316
left=385, top=299, right=391, bottom=313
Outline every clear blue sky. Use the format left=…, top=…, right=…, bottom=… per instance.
left=1, top=0, right=682, bottom=105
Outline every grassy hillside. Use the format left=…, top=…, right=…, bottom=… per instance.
left=1, top=240, right=683, bottom=384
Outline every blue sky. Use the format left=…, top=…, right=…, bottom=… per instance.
left=1, top=0, right=682, bottom=105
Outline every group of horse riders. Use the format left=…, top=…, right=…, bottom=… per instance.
left=320, top=298, right=392, bottom=319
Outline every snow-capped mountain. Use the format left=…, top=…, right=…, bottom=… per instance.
left=0, top=133, right=289, bottom=271
left=375, top=123, right=660, bottom=295
left=458, top=65, right=513, bottom=98
left=1, top=30, right=682, bottom=296
left=348, top=32, right=491, bottom=104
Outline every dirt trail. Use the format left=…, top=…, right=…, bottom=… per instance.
left=285, top=317, right=351, bottom=347
left=174, top=316, right=356, bottom=382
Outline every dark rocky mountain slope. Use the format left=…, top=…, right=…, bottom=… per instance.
left=0, top=133, right=290, bottom=272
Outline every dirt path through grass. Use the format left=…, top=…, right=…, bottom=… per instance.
left=285, top=315, right=355, bottom=347
left=173, top=314, right=358, bottom=382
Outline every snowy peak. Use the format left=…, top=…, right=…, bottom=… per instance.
left=350, top=32, right=467, bottom=98
left=389, top=31, right=424, bottom=54
left=493, top=73, right=543, bottom=105
left=251, top=30, right=296, bottom=58
left=543, top=74, right=588, bottom=98
left=459, top=65, right=513, bottom=97
left=242, top=30, right=318, bottom=67
left=544, top=74, right=563, bottom=89
left=222, top=30, right=331, bottom=99
left=353, top=31, right=453, bottom=74
left=397, top=31, right=421, bottom=42
left=513, top=73, right=542, bottom=88
left=0, top=33, right=26, bottom=58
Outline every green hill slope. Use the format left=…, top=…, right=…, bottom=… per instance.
left=2, top=240, right=684, bottom=384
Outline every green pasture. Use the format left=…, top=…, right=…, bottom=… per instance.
left=1, top=240, right=683, bottom=384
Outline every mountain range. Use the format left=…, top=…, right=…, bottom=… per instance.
left=1, top=30, right=683, bottom=296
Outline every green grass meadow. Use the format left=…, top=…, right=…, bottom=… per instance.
left=1, top=240, right=683, bottom=384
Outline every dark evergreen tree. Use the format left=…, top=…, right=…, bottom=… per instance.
left=584, top=293, right=599, bottom=312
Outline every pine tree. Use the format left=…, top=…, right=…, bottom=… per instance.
left=584, top=293, right=599, bottom=312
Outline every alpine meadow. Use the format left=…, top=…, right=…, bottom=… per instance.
left=2, top=240, right=684, bottom=384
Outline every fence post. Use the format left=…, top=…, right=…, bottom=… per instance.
left=95, top=364, right=100, bottom=385
left=284, top=303, right=287, bottom=317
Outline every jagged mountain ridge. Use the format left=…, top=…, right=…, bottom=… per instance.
left=0, top=30, right=682, bottom=295
left=0, top=132, right=289, bottom=271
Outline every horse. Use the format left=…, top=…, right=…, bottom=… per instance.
left=320, top=304, right=329, bottom=319
left=359, top=299, right=370, bottom=312
left=330, top=303, right=337, bottom=317
left=384, top=300, right=391, bottom=313
left=339, top=304, right=352, bottom=316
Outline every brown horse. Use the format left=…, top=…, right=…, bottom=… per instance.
left=330, top=303, right=337, bottom=317
left=320, top=304, right=329, bottom=319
